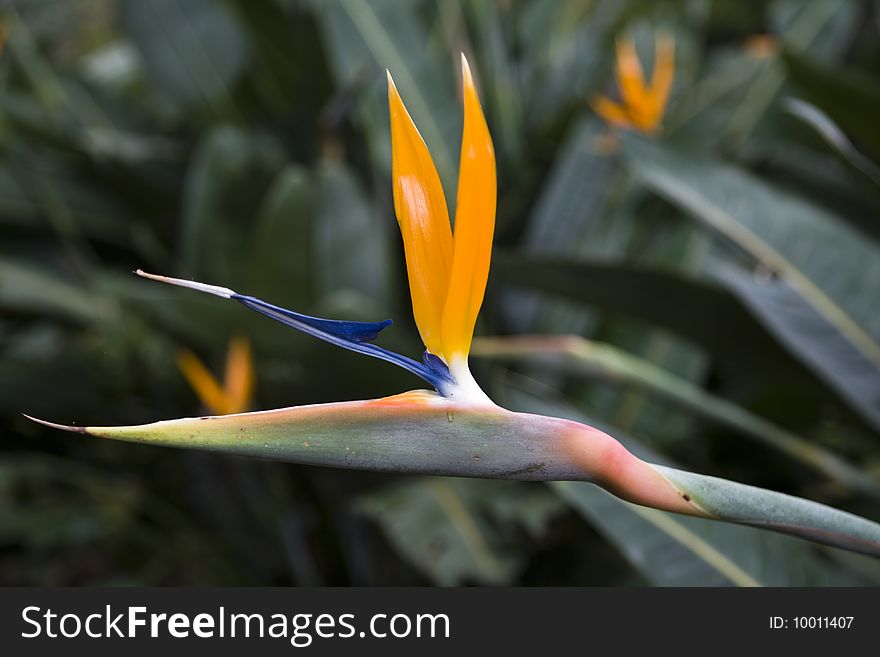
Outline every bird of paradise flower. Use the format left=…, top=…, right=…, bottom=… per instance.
left=177, top=335, right=255, bottom=416
left=27, top=55, right=880, bottom=558
left=593, top=33, right=675, bottom=134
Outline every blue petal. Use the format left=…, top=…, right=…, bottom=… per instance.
left=422, top=351, right=452, bottom=378
left=233, top=295, right=455, bottom=394
left=235, top=297, right=392, bottom=343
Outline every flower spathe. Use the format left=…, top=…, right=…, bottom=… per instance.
left=135, top=54, right=496, bottom=405
left=593, top=33, right=675, bottom=135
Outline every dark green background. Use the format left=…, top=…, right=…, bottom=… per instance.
left=2, top=0, right=879, bottom=586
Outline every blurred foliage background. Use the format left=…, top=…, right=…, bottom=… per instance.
left=2, top=0, right=880, bottom=586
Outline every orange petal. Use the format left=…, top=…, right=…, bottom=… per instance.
left=615, top=36, right=648, bottom=113
left=387, top=71, right=454, bottom=356
left=224, top=335, right=255, bottom=414
left=592, top=95, right=635, bottom=130
left=177, top=350, right=230, bottom=415
left=648, top=33, right=675, bottom=127
left=440, top=54, right=496, bottom=361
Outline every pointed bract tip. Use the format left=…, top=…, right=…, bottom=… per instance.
left=135, top=270, right=235, bottom=299
left=22, top=414, right=87, bottom=434
left=386, top=70, right=403, bottom=108
left=460, top=52, right=473, bottom=84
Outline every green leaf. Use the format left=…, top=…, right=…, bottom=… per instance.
left=783, top=49, right=880, bottom=155
left=492, top=253, right=811, bottom=385
left=506, top=388, right=876, bottom=585
left=120, top=0, right=248, bottom=112
left=181, top=126, right=285, bottom=280
left=658, top=465, right=880, bottom=558
left=0, top=456, right=138, bottom=551
left=462, top=0, right=525, bottom=164
left=0, top=142, right=133, bottom=246
left=782, top=98, right=880, bottom=192
left=314, top=159, right=389, bottom=307
left=625, top=138, right=880, bottom=427
left=715, top=266, right=880, bottom=431
left=517, top=1, right=621, bottom=129
left=507, top=117, right=621, bottom=336
left=310, top=0, right=458, bottom=189
left=472, top=335, right=880, bottom=497
left=626, top=138, right=880, bottom=342
left=0, top=258, right=117, bottom=325
left=722, top=0, right=857, bottom=148
left=769, top=0, right=858, bottom=62
left=554, top=483, right=867, bottom=586
left=358, top=477, right=563, bottom=585
left=246, top=165, right=315, bottom=307
left=677, top=0, right=855, bottom=150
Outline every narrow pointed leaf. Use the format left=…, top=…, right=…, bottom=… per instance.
left=783, top=98, right=880, bottom=190
left=624, top=137, right=880, bottom=358
left=783, top=48, right=880, bottom=154
left=624, top=138, right=880, bottom=428
left=714, top=265, right=880, bottom=431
